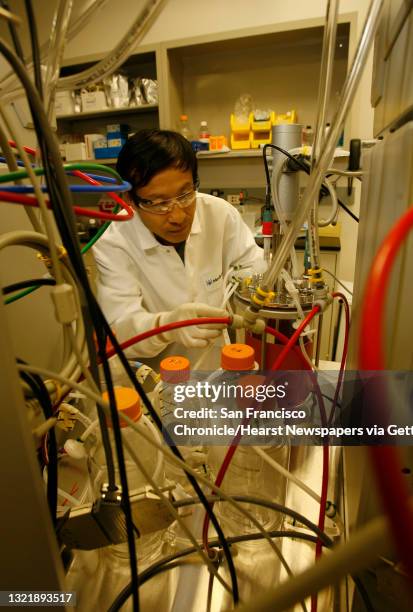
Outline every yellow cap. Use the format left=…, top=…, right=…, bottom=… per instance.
left=102, top=387, right=142, bottom=428
left=160, top=355, right=190, bottom=383
left=221, top=343, right=255, bottom=371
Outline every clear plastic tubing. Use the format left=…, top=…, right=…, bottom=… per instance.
left=57, top=0, right=166, bottom=91
left=0, top=0, right=109, bottom=97
left=262, top=0, right=384, bottom=291
left=308, top=0, right=339, bottom=270
left=44, top=0, right=74, bottom=121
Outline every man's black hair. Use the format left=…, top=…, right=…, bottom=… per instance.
left=116, top=129, right=198, bottom=191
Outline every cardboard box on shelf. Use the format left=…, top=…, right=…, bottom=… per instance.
left=84, top=134, right=104, bottom=159
left=81, top=90, right=107, bottom=112
left=55, top=90, right=75, bottom=116
left=64, top=142, right=87, bottom=161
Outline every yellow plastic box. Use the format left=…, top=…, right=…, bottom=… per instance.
left=230, top=113, right=251, bottom=149
left=251, top=111, right=275, bottom=148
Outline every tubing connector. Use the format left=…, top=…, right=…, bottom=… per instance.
left=37, top=245, right=67, bottom=270
left=313, top=291, right=333, bottom=313
left=308, top=267, right=324, bottom=284
left=229, top=314, right=244, bottom=329
left=230, top=312, right=266, bottom=334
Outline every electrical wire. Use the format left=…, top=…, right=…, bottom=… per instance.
left=323, top=268, right=354, bottom=295
left=263, top=146, right=360, bottom=224
left=0, top=34, right=141, bottom=609
left=24, top=0, right=43, bottom=99
left=18, top=363, right=57, bottom=524
left=359, top=204, right=413, bottom=588
left=110, top=496, right=374, bottom=612
left=327, top=292, right=350, bottom=425
left=2, top=277, right=56, bottom=296
left=108, top=528, right=326, bottom=612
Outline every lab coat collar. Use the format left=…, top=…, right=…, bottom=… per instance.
left=138, top=198, right=201, bottom=252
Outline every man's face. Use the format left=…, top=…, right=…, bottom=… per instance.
left=135, top=167, right=196, bottom=244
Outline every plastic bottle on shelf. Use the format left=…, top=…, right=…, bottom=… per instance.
left=179, top=114, right=192, bottom=140
left=199, top=120, right=210, bottom=145
left=302, top=125, right=314, bottom=146
left=207, top=343, right=290, bottom=539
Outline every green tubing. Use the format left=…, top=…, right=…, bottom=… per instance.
left=0, top=162, right=123, bottom=185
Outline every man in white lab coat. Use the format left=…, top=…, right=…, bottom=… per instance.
left=93, top=129, right=264, bottom=368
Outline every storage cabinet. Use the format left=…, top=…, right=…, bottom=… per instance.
left=57, top=48, right=161, bottom=163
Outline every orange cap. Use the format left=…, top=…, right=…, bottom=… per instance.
left=102, top=387, right=142, bottom=428
left=160, top=355, right=190, bottom=383
left=221, top=343, right=255, bottom=371
left=180, top=114, right=188, bottom=121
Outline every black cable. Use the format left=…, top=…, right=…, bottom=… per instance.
left=0, top=37, right=140, bottom=611
left=175, top=495, right=333, bottom=546
left=108, top=529, right=322, bottom=612
left=2, top=277, right=56, bottom=295
left=0, top=37, right=118, bottom=496
left=0, top=1, right=25, bottom=62
left=93, top=307, right=240, bottom=605
left=24, top=0, right=43, bottom=100
left=18, top=363, right=57, bottom=524
left=0, top=33, right=237, bottom=608
left=263, top=144, right=360, bottom=223
left=111, top=494, right=374, bottom=612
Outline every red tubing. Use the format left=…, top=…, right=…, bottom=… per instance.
left=202, top=306, right=322, bottom=551
left=270, top=306, right=321, bottom=371
left=0, top=170, right=134, bottom=221
left=111, top=317, right=232, bottom=358
left=359, top=206, right=413, bottom=587
left=8, top=139, right=36, bottom=156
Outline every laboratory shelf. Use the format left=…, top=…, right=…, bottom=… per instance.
left=196, top=150, right=263, bottom=159
left=56, top=104, right=158, bottom=122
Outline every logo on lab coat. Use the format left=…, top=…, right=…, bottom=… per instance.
left=203, top=272, right=223, bottom=291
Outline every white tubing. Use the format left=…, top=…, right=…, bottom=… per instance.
left=318, top=176, right=339, bottom=227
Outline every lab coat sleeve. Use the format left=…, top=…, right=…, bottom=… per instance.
left=93, top=241, right=168, bottom=358
left=223, top=205, right=267, bottom=274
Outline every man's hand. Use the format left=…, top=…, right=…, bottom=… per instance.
left=158, top=303, right=228, bottom=348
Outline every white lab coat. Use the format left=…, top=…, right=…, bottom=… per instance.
left=93, top=193, right=264, bottom=368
